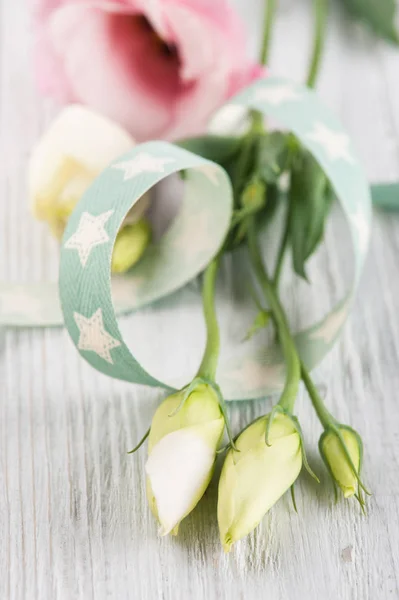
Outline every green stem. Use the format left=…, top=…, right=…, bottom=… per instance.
left=247, top=218, right=300, bottom=412
left=260, top=0, right=278, bottom=65
left=306, top=0, right=328, bottom=88
left=196, top=257, right=221, bottom=381
left=249, top=0, right=278, bottom=134
left=273, top=206, right=290, bottom=287
left=300, top=362, right=336, bottom=428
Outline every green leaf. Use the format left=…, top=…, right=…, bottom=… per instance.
left=288, top=151, right=330, bottom=279
left=338, top=0, right=399, bottom=44
left=244, top=310, right=271, bottom=341
left=262, top=182, right=280, bottom=222
left=175, top=135, right=241, bottom=165
left=258, top=132, right=291, bottom=184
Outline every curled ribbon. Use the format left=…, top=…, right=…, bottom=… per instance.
left=0, top=77, right=374, bottom=400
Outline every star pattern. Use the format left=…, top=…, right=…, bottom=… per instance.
left=349, top=206, right=370, bottom=255
left=74, top=308, right=121, bottom=364
left=112, top=153, right=175, bottom=180
left=64, top=210, right=114, bottom=267
left=310, top=303, right=349, bottom=345
left=254, top=84, right=301, bottom=106
left=224, top=360, right=284, bottom=391
left=306, top=122, right=354, bottom=163
left=195, top=164, right=221, bottom=186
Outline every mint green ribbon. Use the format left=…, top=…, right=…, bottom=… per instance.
left=3, top=77, right=395, bottom=400
left=371, top=182, right=399, bottom=209
left=54, top=77, right=371, bottom=400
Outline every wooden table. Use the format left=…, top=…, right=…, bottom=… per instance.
left=1, top=1, right=399, bottom=598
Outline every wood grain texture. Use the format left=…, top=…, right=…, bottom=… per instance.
left=1, top=0, right=399, bottom=598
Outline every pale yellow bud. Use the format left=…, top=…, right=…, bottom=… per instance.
left=320, top=427, right=361, bottom=498
left=29, top=105, right=152, bottom=269
left=146, top=384, right=224, bottom=536
left=111, top=219, right=151, bottom=273
left=218, top=412, right=302, bottom=552
left=29, top=105, right=134, bottom=233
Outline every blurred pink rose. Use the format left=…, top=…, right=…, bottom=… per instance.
left=34, top=0, right=263, bottom=141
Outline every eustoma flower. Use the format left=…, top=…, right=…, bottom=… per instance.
left=300, top=366, right=369, bottom=507
left=320, top=426, right=362, bottom=499
left=212, top=185, right=319, bottom=550
left=29, top=104, right=151, bottom=272
left=218, top=412, right=302, bottom=552
left=34, top=0, right=263, bottom=141
left=146, top=384, right=224, bottom=535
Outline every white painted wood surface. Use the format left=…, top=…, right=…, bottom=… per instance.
left=1, top=1, right=399, bottom=598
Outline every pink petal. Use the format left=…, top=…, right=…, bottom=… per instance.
left=227, top=64, right=267, bottom=98
left=33, top=0, right=264, bottom=141
left=48, top=4, right=180, bottom=140
left=153, top=1, right=264, bottom=139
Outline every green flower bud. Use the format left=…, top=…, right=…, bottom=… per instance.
left=218, top=412, right=302, bottom=552
left=241, top=177, right=266, bottom=213
left=111, top=218, right=151, bottom=273
left=319, top=426, right=362, bottom=499
left=146, top=384, right=224, bottom=536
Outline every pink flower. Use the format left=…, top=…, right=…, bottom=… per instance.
left=34, top=0, right=263, bottom=141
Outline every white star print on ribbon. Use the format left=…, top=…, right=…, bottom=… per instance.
left=112, top=153, right=175, bottom=180
left=254, top=84, right=301, bottom=106
left=64, top=210, right=114, bottom=267
left=74, top=308, right=121, bottom=364
left=306, top=122, right=354, bottom=163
